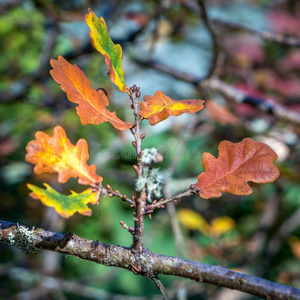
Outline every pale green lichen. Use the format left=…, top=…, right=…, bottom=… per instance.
left=135, top=148, right=164, bottom=203
left=8, top=224, right=39, bottom=254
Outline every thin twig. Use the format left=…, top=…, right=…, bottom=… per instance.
left=147, top=187, right=200, bottom=212
left=128, top=85, right=146, bottom=252
left=197, top=0, right=220, bottom=79
left=151, top=276, right=169, bottom=300
left=211, top=18, right=300, bottom=48
left=105, top=184, right=135, bottom=206
left=183, top=0, right=300, bottom=48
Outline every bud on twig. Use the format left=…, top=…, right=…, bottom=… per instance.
left=106, top=184, right=112, bottom=191
left=136, top=91, right=141, bottom=98
left=132, top=141, right=137, bottom=148
left=140, top=133, right=146, bottom=139
left=133, top=165, right=139, bottom=174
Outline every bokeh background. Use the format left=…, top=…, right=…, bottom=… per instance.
left=1, top=0, right=300, bottom=299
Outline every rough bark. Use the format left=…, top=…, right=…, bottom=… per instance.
left=1, top=220, right=300, bottom=300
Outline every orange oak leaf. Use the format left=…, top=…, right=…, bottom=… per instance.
left=50, top=56, right=132, bottom=130
left=193, top=138, right=280, bottom=199
left=139, top=91, right=204, bottom=125
left=25, top=126, right=102, bottom=185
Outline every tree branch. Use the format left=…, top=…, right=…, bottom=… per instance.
left=146, top=187, right=200, bottom=212
left=1, top=220, right=300, bottom=299
left=134, top=58, right=300, bottom=124
left=210, top=18, right=300, bottom=48
left=129, top=85, right=146, bottom=252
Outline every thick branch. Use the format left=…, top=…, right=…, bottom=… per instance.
left=1, top=220, right=299, bottom=300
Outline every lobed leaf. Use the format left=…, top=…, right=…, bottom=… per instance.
left=86, top=9, right=128, bottom=93
left=50, top=56, right=132, bottom=130
left=193, top=138, right=280, bottom=199
left=25, top=126, right=102, bottom=185
left=27, top=183, right=99, bottom=218
left=139, top=91, right=204, bottom=125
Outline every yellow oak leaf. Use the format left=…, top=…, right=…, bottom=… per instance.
left=86, top=9, right=128, bottom=93
left=25, top=126, right=102, bottom=185
left=139, top=91, right=204, bottom=125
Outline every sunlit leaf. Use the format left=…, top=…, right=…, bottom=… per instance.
left=27, top=183, right=99, bottom=218
left=139, top=91, right=204, bottom=125
left=210, top=216, right=235, bottom=237
left=25, top=126, right=102, bottom=185
left=50, top=56, right=132, bottom=130
left=177, top=209, right=210, bottom=234
left=193, top=138, right=280, bottom=199
left=86, top=9, right=128, bottom=93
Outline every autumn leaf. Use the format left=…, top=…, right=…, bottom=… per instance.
left=139, top=91, right=204, bottom=125
left=206, top=100, right=240, bottom=126
left=27, top=183, right=99, bottom=218
left=86, top=9, right=128, bottom=93
left=177, top=209, right=235, bottom=237
left=177, top=209, right=210, bottom=234
left=25, top=126, right=102, bottom=185
left=210, top=216, right=235, bottom=237
left=50, top=56, right=132, bottom=130
left=193, top=138, right=280, bottom=199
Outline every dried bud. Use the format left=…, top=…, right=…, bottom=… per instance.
left=148, top=214, right=152, bottom=219
left=136, top=91, right=141, bottom=98
left=109, top=193, right=113, bottom=197
left=132, top=141, right=137, bottom=148
left=132, top=84, right=137, bottom=91
left=136, top=86, right=140, bottom=91
left=120, top=221, right=125, bottom=225
left=106, top=184, right=112, bottom=190
left=140, top=133, right=146, bottom=139
left=116, top=190, right=120, bottom=194
left=154, top=153, right=163, bottom=163
left=133, top=165, right=139, bottom=174
left=121, top=195, right=127, bottom=201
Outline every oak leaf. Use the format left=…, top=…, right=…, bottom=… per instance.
left=86, top=9, right=128, bottom=93
left=27, top=183, right=99, bottom=218
left=193, top=138, right=280, bottom=199
left=25, top=126, right=102, bottom=185
left=50, top=56, right=132, bottom=130
left=139, top=91, right=204, bottom=125
left=206, top=100, right=240, bottom=126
